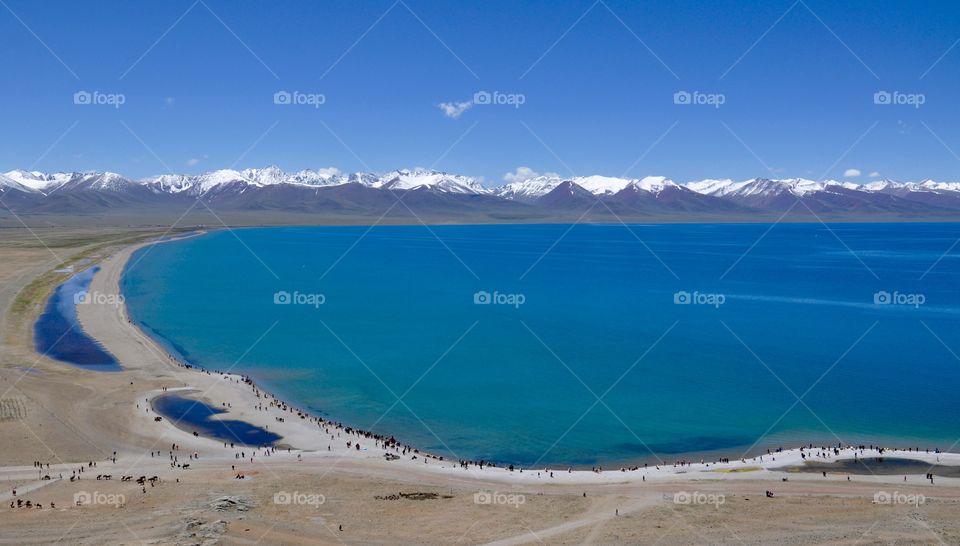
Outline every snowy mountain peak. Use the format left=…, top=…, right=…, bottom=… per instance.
left=4, top=169, right=65, bottom=192
left=572, top=175, right=633, bottom=195
left=144, top=174, right=195, bottom=194
left=918, top=180, right=960, bottom=192
left=684, top=178, right=742, bottom=196
left=241, top=166, right=287, bottom=186
left=493, top=175, right=566, bottom=201
left=821, top=180, right=861, bottom=191
left=82, top=171, right=133, bottom=191
left=688, top=177, right=821, bottom=198
left=863, top=179, right=903, bottom=192
left=376, top=170, right=487, bottom=194
left=287, top=168, right=343, bottom=187
left=631, top=175, right=678, bottom=193
left=0, top=173, right=37, bottom=193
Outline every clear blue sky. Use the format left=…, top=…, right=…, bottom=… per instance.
left=2, top=0, right=959, bottom=185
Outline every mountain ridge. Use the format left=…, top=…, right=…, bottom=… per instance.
left=3, top=167, right=960, bottom=219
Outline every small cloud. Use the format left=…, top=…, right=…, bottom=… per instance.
left=438, top=100, right=473, bottom=119
left=843, top=168, right=861, bottom=177
left=185, top=154, right=208, bottom=167
left=316, top=167, right=341, bottom=177
left=504, top=166, right=559, bottom=183
left=164, top=97, right=175, bottom=109
left=869, top=171, right=880, bottom=177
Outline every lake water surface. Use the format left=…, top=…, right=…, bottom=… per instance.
left=121, top=223, right=960, bottom=466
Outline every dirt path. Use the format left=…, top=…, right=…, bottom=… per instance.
left=481, top=495, right=657, bottom=545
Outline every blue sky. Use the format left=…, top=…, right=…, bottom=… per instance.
left=1, top=0, right=959, bottom=185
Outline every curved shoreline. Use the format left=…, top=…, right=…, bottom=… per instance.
left=73, top=232, right=960, bottom=485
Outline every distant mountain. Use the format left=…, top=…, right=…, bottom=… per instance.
left=4, top=170, right=74, bottom=192
left=374, top=170, right=487, bottom=194
left=493, top=176, right=565, bottom=202
left=535, top=180, right=596, bottom=210
left=864, top=179, right=960, bottom=210
left=685, top=177, right=955, bottom=214
left=2, top=167, right=960, bottom=220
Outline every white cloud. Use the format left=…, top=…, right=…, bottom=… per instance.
left=869, top=171, right=880, bottom=177
left=843, top=168, right=861, bottom=177
left=316, top=167, right=341, bottom=178
left=438, top=100, right=473, bottom=119
left=503, top=166, right=560, bottom=183
left=185, top=154, right=208, bottom=167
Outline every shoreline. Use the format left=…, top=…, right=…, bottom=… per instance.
left=71, top=232, right=960, bottom=485
left=7, top=226, right=960, bottom=544
left=78, top=232, right=960, bottom=482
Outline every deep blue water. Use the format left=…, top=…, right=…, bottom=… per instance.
left=152, top=394, right=281, bottom=446
left=122, top=224, right=960, bottom=466
left=34, top=267, right=121, bottom=371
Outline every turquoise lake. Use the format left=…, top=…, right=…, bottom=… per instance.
left=121, top=223, right=960, bottom=466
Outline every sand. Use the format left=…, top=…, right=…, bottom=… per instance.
left=1, top=226, right=959, bottom=545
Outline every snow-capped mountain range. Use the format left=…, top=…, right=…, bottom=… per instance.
left=2, top=166, right=960, bottom=218
left=1, top=167, right=486, bottom=196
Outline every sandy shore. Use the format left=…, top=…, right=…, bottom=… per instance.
left=1, top=228, right=959, bottom=544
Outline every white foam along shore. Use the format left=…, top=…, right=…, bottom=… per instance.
left=73, top=231, right=960, bottom=487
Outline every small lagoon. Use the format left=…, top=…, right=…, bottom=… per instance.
left=34, top=267, right=120, bottom=371
left=152, top=394, right=282, bottom=447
